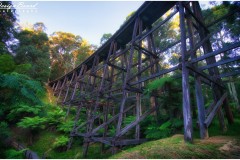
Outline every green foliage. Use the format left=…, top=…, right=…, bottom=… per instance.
left=144, top=76, right=174, bottom=95
left=0, top=54, right=16, bottom=73
left=123, top=116, right=136, bottom=126
left=14, top=63, right=32, bottom=74
left=144, top=119, right=183, bottom=140
left=7, top=104, right=43, bottom=121
left=46, top=107, right=65, bottom=126
left=57, top=120, right=74, bottom=133
left=145, top=122, right=171, bottom=139
left=14, top=25, right=51, bottom=82
left=0, top=121, right=11, bottom=139
left=0, top=72, right=45, bottom=106
left=17, top=116, right=47, bottom=130
left=49, top=31, right=82, bottom=80
left=100, top=33, right=112, bottom=45
left=159, top=120, right=171, bottom=130
left=4, top=149, right=26, bottom=159
left=52, top=136, right=69, bottom=149
left=0, top=1, right=17, bottom=44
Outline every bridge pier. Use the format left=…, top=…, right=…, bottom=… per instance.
left=48, top=1, right=239, bottom=157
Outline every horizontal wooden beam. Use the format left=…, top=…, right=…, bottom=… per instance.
left=191, top=42, right=240, bottom=63
left=115, top=139, right=147, bottom=146
left=129, top=66, right=178, bottom=86
left=220, top=70, right=240, bottom=78
left=135, top=9, right=178, bottom=43
left=133, top=44, right=159, bottom=59
left=91, top=105, right=135, bottom=134
left=125, top=85, right=143, bottom=93
left=128, top=59, right=159, bottom=82
left=199, top=56, right=240, bottom=71
left=107, top=62, right=127, bottom=72
left=186, top=63, right=224, bottom=88
left=91, top=137, right=113, bottom=146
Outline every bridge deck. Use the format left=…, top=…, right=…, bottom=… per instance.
left=49, top=1, right=177, bottom=86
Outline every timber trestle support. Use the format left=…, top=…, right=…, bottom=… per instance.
left=49, top=1, right=240, bottom=157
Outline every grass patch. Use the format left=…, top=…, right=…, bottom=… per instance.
left=110, top=134, right=238, bottom=159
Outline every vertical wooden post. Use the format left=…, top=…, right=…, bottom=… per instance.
left=57, top=76, right=67, bottom=103
left=64, top=71, right=76, bottom=103
left=135, top=19, right=143, bottom=140
left=82, top=138, right=90, bottom=158
left=147, top=26, right=160, bottom=118
left=116, top=17, right=139, bottom=135
left=179, top=2, right=193, bottom=142
left=192, top=1, right=233, bottom=129
left=54, top=80, right=60, bottom=92
left=82, top=56, right=100, bottom=158
left=52, top=82, right=56, bottom=92
left=186, top=7, right=208, bottom=139
left=67, top=104, right=82, bottom=150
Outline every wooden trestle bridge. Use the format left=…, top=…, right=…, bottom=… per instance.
left=49, top=1, right=240, bottom=157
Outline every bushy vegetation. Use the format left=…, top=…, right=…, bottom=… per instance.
left=52, top=136, right=69, bottom=151
left=4, top=149, right=26, bottom=159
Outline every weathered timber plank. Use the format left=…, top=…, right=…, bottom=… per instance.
left=206, top=102, right=215, bottom=116
left=204, top=93, right=228, bottom=127
left=116, top=107, right=156, bottom=137
left=91, top=105, right=134, bottom=134
left=220, top=70, right=240, bottom=78
left=107, top=62, right=127, bottom=72
left=129, top=66, right=178, bottom=86
left=179, top=2, right=193, bottom=142
left=191, top=42, right=240, bottom=63
left=186, top=63, right=224, bottom=88
left=199, top=56, right=240, bottom=71
left=115, top=139, right=147, bottom=146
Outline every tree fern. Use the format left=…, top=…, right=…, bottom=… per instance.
left=144, top=76, right=174, bottom=95
left=7, top=104, right=43, bottom=121
left=0, top=72, right=45, bottom=106
left=52, top=136, right=69, bottom=150
left=57, top=120, right=74, bottom=133
left=46, top=107, right=65, bottom=126
left=17, top=116, right=47, bottom=129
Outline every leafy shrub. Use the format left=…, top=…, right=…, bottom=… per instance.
left=7, top=104, right=43, bottom=121
left=144, top=119, right=183, bottom=140
left=0, top=121, right=11, bottom=139
left=52, top=136, right=69, bottom=151
left=0, top=54, right=15, bottom=74
left=14, top=63, right=32, bottom=74
left=144, top=76, right=174, bottom=95
left=145, top=121, right=171, bottom=139
left=17, top=116, right=47, bottom=129
left=0, top=72, right=45, bottom=106
left=4, top=149, right=26, bottom=159
left=46, top=107, right=65, bottom=126
left=57, top=120, right=74, bottom=133
left=123, top=116, right=136, bottom=126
